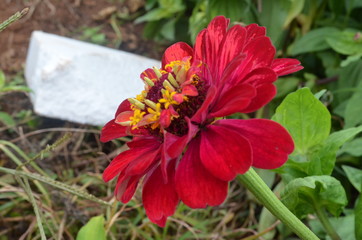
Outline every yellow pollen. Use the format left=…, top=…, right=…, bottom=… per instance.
left=128, top=98, right=145, bottom=110
left=153, top=67, right=163, bottom=79
left=136, top=91, right=146, bottom=102
left=159, top=90, right=178, bottom=109
left=147, top=103, right=162, bottom=128
left=129, top=109, right=146, bottom=128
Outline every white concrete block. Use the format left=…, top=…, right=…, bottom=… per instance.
left=25, top=31, right=160, bottom=125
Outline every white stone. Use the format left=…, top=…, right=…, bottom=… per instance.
left=25, top=31, right=161, bottom=125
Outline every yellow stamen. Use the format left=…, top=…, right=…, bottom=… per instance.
left=145, top=99, right=158, bottom=110
left=129, top=109, right=146, bottom=128
left=153, top=67, right=163, bottom=79
left=144, top=77, right=154, bottom=87
left=147, top=103, right=162, bottom=122
left=159, top=90, right=178, bottom=109
left=167, top=73, right=179, bottom=88
left=163, top=80, right=175, bottom=92
left=128, top=98, right=145, bottom=110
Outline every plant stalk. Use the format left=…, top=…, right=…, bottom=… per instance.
left=237, top=168, right=319, bottom=240
left=313, top=203, right=341, bottom=240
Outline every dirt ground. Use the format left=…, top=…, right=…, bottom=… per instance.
left=0, top=0, right=163, bottom=74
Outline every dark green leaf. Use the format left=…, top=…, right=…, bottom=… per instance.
left=207, top=0, right=254, bottom=23
left=340, top=137, right=362, bottom=156
left=281, top=176, right=347, bottom=218
left=272, top=88, right=331, bottom=155
left=345, top=81, right=362, bottom=128
left=289, top=27, right=340, bottom=55
left=356, top=194, right=362, bottom=239
left=76, top=215, right=106, bottom=240
left=342, top=165, right=362, bottom=192
left=274, top=77, right=299, bottom=98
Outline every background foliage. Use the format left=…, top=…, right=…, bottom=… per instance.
left=1, top=0, right=362, bottom=239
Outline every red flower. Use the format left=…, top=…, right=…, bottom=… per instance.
left=101, top=16, right=302, bottom=227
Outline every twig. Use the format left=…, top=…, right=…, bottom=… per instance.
left=0, top=8, right=29, bottom=32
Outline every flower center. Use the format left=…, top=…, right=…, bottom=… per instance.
left=115, top=58, right=206, bottom=137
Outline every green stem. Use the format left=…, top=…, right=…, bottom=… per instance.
left=313, top=203, right=341, bottom=240
left=0, top=8, right=29, bottom=32
left=237, top=168, right=319, bottom=240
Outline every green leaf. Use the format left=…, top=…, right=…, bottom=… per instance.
left=272, top=88, right=331, bottom=155
left=306, top=126, right=362, bottom=175
left=310, top=214, right=355, bottom=240
left=289, top=27, right=340, bottom=55
left=135, top=8, right=175, bottom=23
left=330, top=60, right=362, bottom=107
left=340, top=137, right=362, bottom=156
left=283, top=0, right=305, bottom=28
left=207, top=0, right=253, bottom=23
left=281, top=176, right=347, bottom=219
left=345, top=81, right=362, bottom=128
left=356, top=194, right=362, bottom=239
left=342, top=165, right=362, bottom=192
left=258, top=0, right=292, bottom=48
left=0, top=70, right=5, bottom=89
left=326, top=30, right=362, bottom=55
left=274, top=77, right=299, bottom=98
left=0, top=112, right=15, bottom=127
left=76, top=215, right=106, bottom=240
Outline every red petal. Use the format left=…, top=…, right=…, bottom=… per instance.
left=181, top=84, right=198, bottom=96
left=198, top=16, right=229, bottom=80
left=143, top=160, right=179, bottom=227
left=115, top=100, right=131, bottom=117
left=115, top=111, right=133, bottom=124
left=114, top=174, right=141, bottom=203
left=162, top=42, right=194, bottom=67
left=216, top=119, right=294, bottom=169
left=175, top=137, right=228, bottom=208
left=191, top=85, right=217, bottom=123
left=230, top=37, right=275, bottom=84
left=243, top=67, right=278, bottom=86
left=245, top=24, right=266, bottom=42
left=100, top=119, right=128, bottom=142
left=125, top=146, right=161, bottom=175
left=271, top=58, right=303, bottom=76
left=164, top=118, right=198, bottom=159
left=141, top=68, right=158, bottom=81
left=200, top=125, right=252, bottom=181
left=242, top=84, right=276, bottom=113
left=103, top=137, right=161, bottom=182
left=217, top=25, right=247, bottom=78
left=209, top=83, right=256, bottom=117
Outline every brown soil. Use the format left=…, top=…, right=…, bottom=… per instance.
left=0, top=0, right=163, bottom=74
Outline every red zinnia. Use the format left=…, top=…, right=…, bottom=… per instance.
left=101, top=16, right=302, bottom=227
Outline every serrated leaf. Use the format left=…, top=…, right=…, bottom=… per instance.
left=281, top=176, right=347, bottom=219
left=289, top=27, right=340, bottom=55
left=76, top=215, right=106, bottom=240
left=272, top=88, right=331, bottom=155
left=342, top=165, right=362, bottom=192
